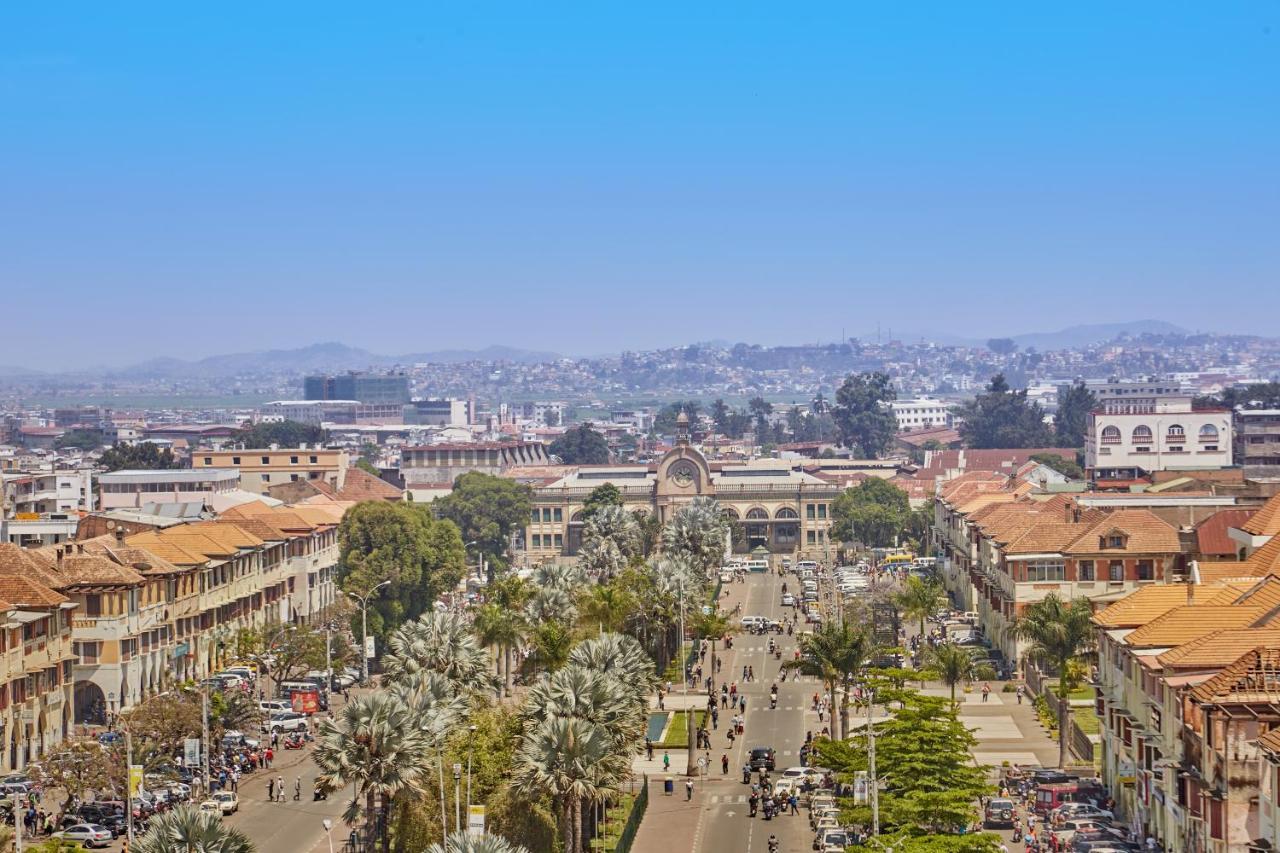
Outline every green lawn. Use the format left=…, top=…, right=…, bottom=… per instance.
left=660, top=709, right=707, bottom=747
left=1072, top=710, right=1101, bottom=735
left=1049, top=681, right=1097, bottom=702
left=588, top=793, right=638, bottom=851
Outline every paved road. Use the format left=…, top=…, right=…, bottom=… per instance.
left=665, top=567, right=820, bottom=853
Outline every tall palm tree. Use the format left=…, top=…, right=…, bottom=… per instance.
left=895, top=576, right=946, bottom=646
left=661, top=498, right=728, bottom=575
left=567, top=633, right=658, bottom=704
left=578, top=585, right=633, bottom=634
left=1013, top=593, right=1095, bottom=768
left=473, top=603, right=526, bottom=696
left=928, top=643, right=978, bottom=709
left=577, top=536, right=626, bottom=580
left=381, top=611, right=492, bottom=691
left=133, top=804, right=254, bottom=853
left=313, top=693, right=430, bottom=853
left=426, top=832, right=530, bottom=853
left=785, top=621, right=872, bottom=739
left=512, top=716, right=628, bottom=853
left=582, top=505, right=641, bottom=565
left=525, top=586, right=579, bottom=626
left=388, top=670, right=469, bottom=730
left=524, top=664, right=644, bottom=752
left=525, top=620, right=575, bottom=675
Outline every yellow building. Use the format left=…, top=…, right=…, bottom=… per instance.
left=193, top=447, right=349, bottom=495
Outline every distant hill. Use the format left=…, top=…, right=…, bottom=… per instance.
left=399, top=345, right=563, bottom=364
left=1009, top=320, right=1189, bottom=351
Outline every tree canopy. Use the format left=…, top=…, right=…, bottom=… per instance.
left=98, top=441, right=181, bottom=471
left=433, top=472, right=533, bottom=572
left=1197, top=382, right=1280, bottom=411
left=831, top=478, right=910, bottom=547
left=653, top=401, right=701, bottom=436
left=957, top=373, right=1055, bottom=449
left=833, top=372, right=898, bottom=458
left=1054, top=381, right=1097, bottom=447
left=238, top=420, right=327, bottom=448
left=55, top=429, right=103, bottom=451
left=548, top=423, right=610, bottom=464
left=581, top=483, right=622, bottom=519
left=1030, top=452, right=1084, bottom=480
left=337, top=500, right=467, bottom=640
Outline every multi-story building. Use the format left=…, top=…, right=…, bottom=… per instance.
left=1085, top=392, right=1233, bottom=486
left=889, top=397, right=955, bottom=431
left=192, top=449, right=348, bottom=495
left=97, top=468, right=241, bottom=510
left=304, top=371, right=410, bottom=406
left=400, top=441, right=549, bottom=488
left=259, top=400, right=404, bottom=426
left=2, top=467, right=94, bottom=515
left=521, top=420, right=839, bottom=563
left=1234, top=407, right=1280, bottom=477
left=402, top=398, right=473, bottom=427
left=0, top=555, right=76, bottom=774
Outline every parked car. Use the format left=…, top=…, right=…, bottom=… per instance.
left=212, top=791, right=239, bottom=815
left=263, top=712, right=309, bottom=733
left=259, top=700, right=291, bottom=715
left=199, top=800, right=224, bottom=817
left=983, top=797, right=1016, bottom=828
left=781, top=593, right=796, bottom=607
left=54, top=824, right=114, bottom=848
left=1052, top=802, right=1114, bottom=823
left=818, top=830, right=852, bottom=853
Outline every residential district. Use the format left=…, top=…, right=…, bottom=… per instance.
left=1, top=350, right=1280, bottom=853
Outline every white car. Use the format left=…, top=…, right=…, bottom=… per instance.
left=199, top=800, right=224, bottom=817
left=781, top=593, right=796, bottom=607
left=54, top=824, right=114, bottom=848
left=263, top=712, right=309, bottom=733
left=212, top=791, right=239, bottom=815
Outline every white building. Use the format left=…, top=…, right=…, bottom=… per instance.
left=889, top=397, right=955, bottom=431
left=1085, top=393, right=1232, bottom=484
left=97, top=469, right=241, bottom=510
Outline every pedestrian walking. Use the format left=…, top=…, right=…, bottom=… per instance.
left=294, top=777, right=302, bottom=801
left=268, top=778, right=275, bottom=801
left=277, top=776, right=285, bottom=803
left=1016, top=685, right=1025, bottom=705
left=722, top=754, right=729, bottom=775
left=663, top=751, right=671, bottom=772
left=645, top=738, right=654, bottom=760
left=982, top=682, right=991, bottom=702
left=685, top=779, right=694, bottom=801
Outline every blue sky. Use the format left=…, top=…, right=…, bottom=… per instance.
left=2, top=3, right=1278, bottom=369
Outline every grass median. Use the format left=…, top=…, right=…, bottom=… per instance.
left=660, top=709, right=707, bottom=748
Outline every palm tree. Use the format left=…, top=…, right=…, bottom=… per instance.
left=895, top=576, right=946, bottom=646
left=928, top=643, right=978, bottom=708
left=578, top=585, right=633, bottom=634
left=512, top=716, right=628, bottom=853
left=388, top=670, right=469, bottom=730
left=524, top=664, right=645, bottom=752
left=313, top=693, right=430, bottom=853
left=133, top=804, right=254, bottom=853
left=567, top=633, right=658, bottom=704
left=525, top=586, right=579, bottom=626
left=661, top=498, right=729, bottom=575
left=582, top=505, right=641, bottom=565
left=381, top=611, right=492, bottom=691
left=473, top=603, right=526, bottom=696
left=577, top=536, right=626, bottom=580
left=1013, top=593, right=1095, bottom=768
left=785, top=622, right=872, bottom=739
left=526, top=620, right=575, bottom=675
left=426, top=832, right=530, bottom=853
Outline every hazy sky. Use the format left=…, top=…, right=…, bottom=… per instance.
left=2, top=4, right=1278, bottom=369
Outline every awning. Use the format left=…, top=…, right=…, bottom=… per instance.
left=1164, top=673, right=1214, bottom=688
left=10, top=611, right=49, bottom=625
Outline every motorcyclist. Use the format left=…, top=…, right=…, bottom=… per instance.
left=768, top=836, right=779, bottom=853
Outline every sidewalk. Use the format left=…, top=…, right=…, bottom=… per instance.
left=630, top=776, right=704, bottom=853
left=919, top=683, right=1061, bottom=771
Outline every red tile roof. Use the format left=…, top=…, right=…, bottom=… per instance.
left=1195, top=509, right=1254, bottom=558
left=1242, top=493, right=1280, bottom=537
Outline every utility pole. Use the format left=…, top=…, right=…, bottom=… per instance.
left=452, top=763, right=462, bottom=835
left=201, top=684, right=211, bottom=794
left=347, top=580, right=391, bottom=684
left=868, top=688, right=879, bottom=838
left=13, top=793, right=21, bottom=853
left=126, top=728, right=135, bottom=846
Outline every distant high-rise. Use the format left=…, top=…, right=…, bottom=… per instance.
left=303, top=371, right=410, bottom=405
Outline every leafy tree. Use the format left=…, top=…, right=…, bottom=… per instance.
left=55, top=429, right=103, bottom=451
left=581, top=483, right=622, bottom=520
left=549, top=423, right=610, bottom=465
left=711, top=399, right=731, bottom=435
left=817, top=691, right=993, bottom=839
left=356, top=457, right=381, bottom=476
left=238, top=420, right=326, bottom=448
left=785, top=622, right=873, bottom=739
left=833, top=372, right=898, bottom=457
left=33, top=739, right=118, bottom=811
left=928, top=643, right=979, bottom=708
left=661, top=498, right=729, bottom=575
left=748, top=397, right=773, bottom=438
left=1198, top=381, right=1280, bottom=411
left=121, top=693, right=204, bottom=761
left=633, top=509, right=663, bottom=558
left=1030, top=452, right=1084, bottom=480
left=957, top=374, right=1055, bottom=449
left=434, top=473, right=533, bottom=575
left=831, top=478, right=910, bottom=548
left=338, top=501, right=467, bottom=642
left=263, top=625, right=331, bottom=695
left=986, top=337, right=1017, bottom=355
left=1014, top=594, right=1095, bottom=768
left=1054, top=382, right=1097, bottom=448
left=98, top=442, right=181, bottom=471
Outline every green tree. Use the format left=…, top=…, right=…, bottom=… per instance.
left=133, top=805, right=256, bottom=853
left=748, top=397, right=773, bottom=438
left=1197, top=381, right=1280, bottom=411
left=32, top=739, right=118, bottom=811
left=98, top=442, right=181, bottom=471
left=660, top=498, right=729, bottom=575
left=55, top=429, right=103, bottom=451
left=338, top=501, right=467, bottom=642
left=957, top=374, right=1055, bottom=449
left=831, top=478, right=910, bottom=548
left=894, top=576, right=946, bottom=649
left=356, top=457, right=381, bottom=476
left=238, top=420, right=326, bottom=447
left=1030, top=452, right=1084, bottom=480
left=711, top=399, right=731, bottom=435
left=653, top=401, right=702, bottom=436
left=263, top=625, right=331, bottom=695
left=581, top=483, right=622, bottom=519
left=473, top=603, right=527, bottom=696
left=549, top=423, right=610, bottom=464
left=784, top=622, right=873, bottom=739
left=1013, top=593, right=1095, bottom=768
left=1053, top=382, right=1097, bottom=447
left=832, top=372, right=898, bottom=457
left=928, top=643, right=979, bottom=708
left=986, top=337, right=1017, bottom=355
left=817, top=691, right=993, bottom=840
left=433, top=472, right=533, bottom=575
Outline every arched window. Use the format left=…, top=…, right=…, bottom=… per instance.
left=1100, top=426, right=1121, bottom=445
left=745, top=508, right=769, bottom=520
left=720, top=507, right=740, bottom=521
left=774, top=507, right=799, bottom=520
left=1166, top=424, right=1185, bottom=438
left=1199, top=424, right=1219, bottom=441
left=1132, top=425, right=1153, bottom=444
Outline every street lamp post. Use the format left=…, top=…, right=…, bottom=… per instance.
left=346, top=580, right=391, bottom=684
left=322, top=819, right=334, bottom=853
left=465, top=725, right=477, bottom=829
left=452, top=763, right=463, bottom=835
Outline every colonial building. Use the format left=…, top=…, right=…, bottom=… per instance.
left=1085, top=392, right=1233, bottom=486
left=193, top=448, right=348, bottom=496
left=520, top=417, right=839, bottom=563
left=401, top=441, right=550, bottom=489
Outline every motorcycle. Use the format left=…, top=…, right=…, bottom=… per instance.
left=743, top=767, right=751, bottom=785
left=313, top=785, right=328, bottom=802
left=774, top=648, right=781, bottom=661
left=769, top=696, right=777, bottom=710
left=283, top=733, right=305, bottom=750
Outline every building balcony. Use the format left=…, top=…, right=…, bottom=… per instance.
left=70, top=613, right=139, bottom=640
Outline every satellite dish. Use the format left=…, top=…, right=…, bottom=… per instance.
left=105, top=520, right=116, bottom=530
